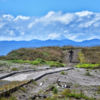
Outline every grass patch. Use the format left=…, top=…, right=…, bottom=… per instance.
left=60, top=71, right=66, bottom=75
left=85, top=71, right=91, bottom=76
left=0, top=96, right=17, bottom=100
left=52, top=86, right=58, bottom=94
left=31, top=80, right=37, bottom=85
left=78, top=52, right=86, bottom=63
left=0, top=60, right=12, bottom=67
left=76, top=63, right=100, bottom=69
left=46, top=61, right=66, bottom=67
left=0, top=81, right=29, bottom=92
left=11, top=68, right=18, bottom=71
left=3, top=47, right=64, bottom=63
left=8, top=59, right=66, bottom=67
left=46, top=89, right=96, bottom=100
left=9, top=59, right=45, bottom=65
left=97, top=86, right=100, bottom=94
left=19, top=87, right=26, bottom=92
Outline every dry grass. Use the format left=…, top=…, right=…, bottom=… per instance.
left=81, top=47, right=100, bottom=64
left=0, top=81, right=29, bottom=93
left=3, top=47, right=64, bottom=63
left=1, top=46, right=100, bottom=64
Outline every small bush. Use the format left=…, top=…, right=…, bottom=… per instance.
left=46, top=61, right=65, bottom=67
left=20, top=87, right=26, bottom=92
left=52, top=87, right=58, bottom=94
left=76, top=63, right=100, bottom=69
left=30, top=58, right=45, bottom=65
left=31, top=80, right=37, bottom=85
left=61, top=71, right=65, bottom=75
left=11, top=67, right=18, bottom=71
left=85, top=71, right=91, bottom=76
left=0, top=96, right=17, bottom=100
left=78, top=52, right=85, bottom=63
left=97, top=86, right=100, bottom=94
left=0, top=60, right=11, bottom=67
left=61, top=89, right=71, bottom=96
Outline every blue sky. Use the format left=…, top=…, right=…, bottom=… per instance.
left=0, top=0, right=100, bottom=41
left=0, top=0, right=100, bottom=16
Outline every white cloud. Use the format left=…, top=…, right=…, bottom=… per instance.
left=47, top=33, right=60, bottom=39
left=75, top=11, right=93, bottom=17
left=0, top=11, right=100, bottom=41
left=2, top=14, right=14, bottom=21
left=45, top=11, right=55, bottom=18
left=14, top=15, right=30, bottom=21
left=28, top=11, right=75, bottom=28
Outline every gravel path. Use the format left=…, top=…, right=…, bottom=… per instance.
left=2, top=67, right=73, bottom=81
left=12, top=67, right=100, bottom=100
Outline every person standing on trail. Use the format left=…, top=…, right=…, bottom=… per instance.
left=69, top=49, right=73, bottom=63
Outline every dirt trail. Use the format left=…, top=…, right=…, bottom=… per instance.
left=1, top=67, right=73, bottom=81
left=64, top=49, right=81, bottom=64
left=11, top=68, right=100, bottom=100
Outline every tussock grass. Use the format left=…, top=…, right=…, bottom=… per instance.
left=0, top=96, right=17, bottom=100
left=7, top=59, right=66, bottom=67
left=76, top=63, right=100, bottom=69
left=3, top=47, right=64, bottom=62
left=45, top=89, right=96, bottom=100
left=0, top=60, right=12, bottom=67
left=0, top=81, right=29, bottom=93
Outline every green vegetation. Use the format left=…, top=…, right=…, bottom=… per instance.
left=45, top=89, right=96, bottom=100
left=97, top=86, right=100, bottom=94
left=48, top=85, right=58, bottom=94
left=76, top=63, right=100, bottom=69
left=60, top=71, right=66, bottom=75
left=81, top=47, right=100, bottom=64
left=1, top=46, right=100, bottom=66
left=46, top=61, right=66, bottom=67
left=0, top=81, right=29, bottom=92
left=0, top=47, right=66, bottom=67
left=31, top=80, right=37, bottom=85
left=85, top=71, right=91, bottom=76
left=0, top=96, right=17, bottom=100
left=2, top=47, right=64, bottom=63
left=78, top=51, right=86, bottom=63
left=0, top=60, right=12, bottom=67
left=7, top=59, right=66, bottom=67
left=19, top=87, right=27, bottom=92
left=1, top=46, right=100, bottom=68
left=11, top=67, right=18, bottom=71
left=52, top=86, right=58, bottom=94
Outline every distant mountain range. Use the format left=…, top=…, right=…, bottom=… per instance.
left=0, top=39, right=100, bottom=56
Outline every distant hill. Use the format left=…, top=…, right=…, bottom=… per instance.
left=0, top=39, right=100, bottom=56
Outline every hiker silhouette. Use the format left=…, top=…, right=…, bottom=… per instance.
left=69, top=49, right=73, bottom=63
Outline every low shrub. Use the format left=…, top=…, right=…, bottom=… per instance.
left=78, top=52, right=86, bottom=63
left=61, top=89, right=71, bottom=96
left=0, top=96, right=17, bottom=100
left=0, top=60, right=11, bottom=67
left=19, top=87, right=26, bottom=92
left=76, top=63, right=100, bottom=69
left=30, top=58, right=45, bottom=65
left=97, top=86, right=100, bottom=94
left=11, top=67, right=18, bottom=71
left=5, top=59, right=66, bottom=67
left=46, top=61, right=65, bottom=67
left=52, top=87, right=58, bottom=94
left=85, top=71, right=91, bottom=76
left=60, top=71, right=65, bottom=75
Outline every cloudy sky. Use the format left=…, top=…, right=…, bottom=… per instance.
left=0, top=0, right=100, bottom=41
